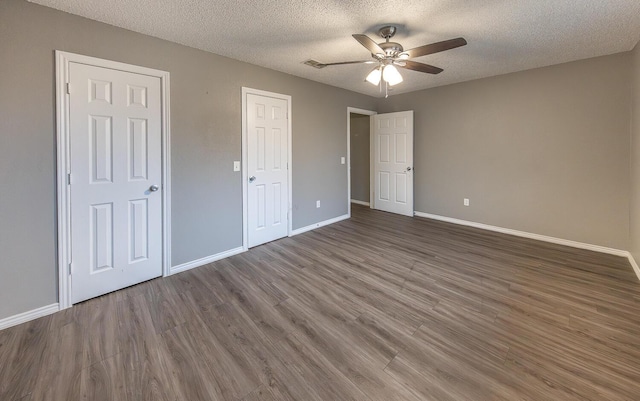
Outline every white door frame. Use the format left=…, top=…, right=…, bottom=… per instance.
left=241, top=87, right=292, bottom=250
left=347, top=107, right=376, bottom=216
left=55, top=51, right=171, bottom=310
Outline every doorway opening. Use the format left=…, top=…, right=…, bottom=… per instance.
left=347, top=108, right=376, bottom=217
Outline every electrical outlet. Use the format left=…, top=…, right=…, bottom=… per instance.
left=464, top=198, right=470, bottom=206
left=316, top=200, right=321, bottom=208
left=233, top=161, right=240, bottom=172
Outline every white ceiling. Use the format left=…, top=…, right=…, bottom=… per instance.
left=30, top=0, right=640, bottom=97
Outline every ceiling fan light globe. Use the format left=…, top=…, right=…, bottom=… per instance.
left=383, top=64, right=403, bottom=86
left=365, top=67, right=382, bottom=85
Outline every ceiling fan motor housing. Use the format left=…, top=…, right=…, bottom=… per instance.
left=376, top=26, right=403, bottom=58
left=378, top=41, right=404, bottom=58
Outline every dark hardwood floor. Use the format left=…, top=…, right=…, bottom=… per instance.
left=2, top=204, right=640, bottom=400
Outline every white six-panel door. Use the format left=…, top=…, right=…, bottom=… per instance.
left=373, top=111, right=414, bottom=216
left=69, top=62, right=163, bottom=303
left=247, top=93, right=289, bottom=247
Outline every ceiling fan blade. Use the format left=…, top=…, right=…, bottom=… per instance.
left=352, top=34, right=385, bottom=56
left=304, top=59, right=376, bottom=69
left=324, top=60, right=377, bottom=67
left=401, top=37, right=467, bottom=59
left=398, top=60, right=443, bottom=74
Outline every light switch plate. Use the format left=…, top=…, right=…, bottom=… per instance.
left=233, top=161, right=240, bottom=172
left=341, top=156, right=345, bottom=165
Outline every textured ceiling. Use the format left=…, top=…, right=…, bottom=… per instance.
left=29, top=0, right=640, bottom=97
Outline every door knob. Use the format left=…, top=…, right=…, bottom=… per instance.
left=149, top=184, right=159, bottom=192
left=406, top=167, right=412, bottom=171
left=249, top=176, right=256, bottom=183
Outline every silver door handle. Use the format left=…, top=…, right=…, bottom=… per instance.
left=249, top=176, right=256, bottom=183
left=406, top=167, right=412, bottom=171
left=149, top=184, right=159, bottom=192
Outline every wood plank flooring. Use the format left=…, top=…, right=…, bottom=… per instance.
left=2, top=204, right=640, bottom=400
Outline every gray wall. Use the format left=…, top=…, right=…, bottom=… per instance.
left=0, top=0, right=376, bottom=320
left=630, top=42, right=640, bottom=262
left=378, top=54, right=631, bottom=250
left=350, top=114, right=370, bottom=203
left=1, top=0, right=636, bottom=322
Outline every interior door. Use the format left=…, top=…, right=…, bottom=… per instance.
left=373, top=111, right=414, bottom=216
left=69, top=62, right=163, bottom=303
left=247, top=93, right=289, bottom=247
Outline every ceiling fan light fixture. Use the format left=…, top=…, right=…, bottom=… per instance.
left=365, top=67, right=382, bottom=85
left=382, top=64, right=403, bottom=86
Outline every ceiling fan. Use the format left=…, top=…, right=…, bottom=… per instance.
left=304, top=26, right=467, bottom=95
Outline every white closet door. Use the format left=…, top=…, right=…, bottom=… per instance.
left=246, top=93, right=289, bottom=247
left=69, top=62, right=162, bottom=303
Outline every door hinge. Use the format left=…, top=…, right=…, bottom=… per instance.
left=66, top=83, right=71, bottom=94
left=68, top=263, right=72, bottom=275
left=67, top=173, right=72, bottom=185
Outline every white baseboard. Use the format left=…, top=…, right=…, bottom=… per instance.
left=170, top=246, right=245, bottom=275
left=350, top=199, right=370, bottom=207
left=626, top=252, right=640, bottom=281
left=290, top=214, right=350, bottom=236
left=0, top=303, right=59, bottom=331
left=414, top=211, right=628, bottom=257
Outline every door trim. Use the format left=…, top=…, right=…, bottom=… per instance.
left=346, top=107, right=376, bottom=217
left=55, top=51, right=171, bottom=310
left=241, top=87, right=292, bottom=250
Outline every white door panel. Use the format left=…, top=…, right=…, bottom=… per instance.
left=69, top=62, right=162, bottom=303
left=247, top=94, right=289, bottom=247
left=373, top=111, right=414, bottom=216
